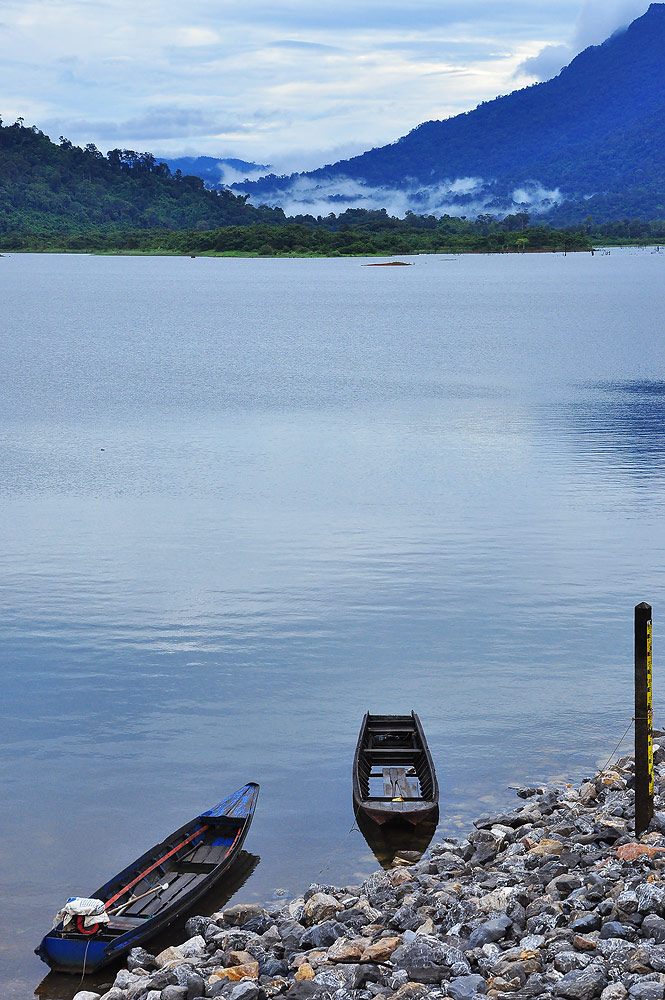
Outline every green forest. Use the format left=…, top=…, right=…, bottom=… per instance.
left=3, top=118, right=663, bottom=256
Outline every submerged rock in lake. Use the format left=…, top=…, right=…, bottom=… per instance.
left=103, top=742, right=665, bottom=1000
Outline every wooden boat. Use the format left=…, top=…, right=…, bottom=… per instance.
left=36, top=782, right=259, bottom=974
left=353, top=712, right=438, bottom=826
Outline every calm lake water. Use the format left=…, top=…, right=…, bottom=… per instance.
left=2, top=248, right=665, bottom=997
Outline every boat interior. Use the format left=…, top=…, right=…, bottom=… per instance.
left=357, top=714, right=435, bottom=802
left=58, top=814, right=245, bottom=941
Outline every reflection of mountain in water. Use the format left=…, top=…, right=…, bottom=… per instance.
left=355, top=807, right=439, bottom=870
left=565, top=380, right=665, bottom=483
left=35, top=851, right=260, bottom=1000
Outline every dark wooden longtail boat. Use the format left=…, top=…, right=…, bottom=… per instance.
left=353, top=712, right=438, bottom=826
left=36, top=782, right=259, bottom=974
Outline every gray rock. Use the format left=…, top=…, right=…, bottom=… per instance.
left=552, top=964, right=608, bottom=1000
left=162, top=988, right=188, bottom=1000
left=467, top=916, right=512, bottom=949
left=186, top=974, right=205, bottom=1000
left=628, top=984, right=665, bottom=1000
left=571, top=913, right=602, bottom=934
left=361, top=872, right=395, bottom=908
left=600, top=922, right=628, bottom=940
left=300, top=919, right=347, bottom=949
left=126, top=946, right=157, bottom=971
left=643, top=916, right=665, bottom=944
left=617, top=892, right=639, bottom=916
left=246, top=914, right=274, bottom=935
left=554, top=953, right=593, bottom=974
left=278, top=917, right=305, bottom=953
left=447, top=974, right=487, bottom=999
left=393, top=935, right=471, bottom=984
left=337, top=908, right=372, bottom=932
left=644, top=946, right=665, bottom=972
left=259, top=957, right=288, bottom=977
left=185, top=915, right=211, bottom=937
left=637, top=885, right=665, bottom=916
left=228, top=982, right=261, bottom=1000
left=390, top=905, right=421, bottom=932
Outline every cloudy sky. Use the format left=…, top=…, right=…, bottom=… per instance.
left=0, top=0, right=652, bottom=170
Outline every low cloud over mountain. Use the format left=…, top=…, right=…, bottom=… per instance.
left=229, top=4, right=665, bottom=223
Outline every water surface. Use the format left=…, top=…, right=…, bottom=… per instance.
left=2, top=248, right=665, bottom=997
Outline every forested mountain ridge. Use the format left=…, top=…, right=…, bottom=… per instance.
left=161, top=156, right=270, bottom=189
left=235, top=3, right=665, bottom=222
left=0, top=120, right=283, bottom=235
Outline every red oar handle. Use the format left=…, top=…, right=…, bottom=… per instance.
left=104, top=824, right=208, bottom=910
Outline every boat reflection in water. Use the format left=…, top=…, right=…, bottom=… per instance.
left=35, top=851, right=260, bottom=1000
left=355, top=807, right=439, bottom=870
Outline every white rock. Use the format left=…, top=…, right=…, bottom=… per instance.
left=113, top=969, right=135, bottom=989
left=73, top=992, right=101, bottom=1000
left=289, top=896, right=306, bottom=916
left=180, top=933, right=206, bottom=957
left=477, top=886, right=514, bottom=913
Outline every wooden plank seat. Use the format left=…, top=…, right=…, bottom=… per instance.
left=168, top=861, right=219, bottom=875
left=197, top=815, right=242, bottom=830
left=382, top=766, right=418, bottom=799
left=105, top=915, right=150, bottom=931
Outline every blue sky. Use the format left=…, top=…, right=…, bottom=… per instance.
left=0, top=0, right=652, bottom=170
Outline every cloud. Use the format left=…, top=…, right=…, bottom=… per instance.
left=172, top=26, right=220, bottom=47
left=266, top=39, right=340, bottom=52
left=40, top=106, right=250, bottom=144
left=216, top=162, right=274, bottom=186
left=0, top=0, right=637, bottom=163
left=234, top=174, right=563, bottom=220
left=518, top=43, right=572, bottom=80
left=573, top=0, right=650, bottom=48
left=517, top=0, right=650, bottom=80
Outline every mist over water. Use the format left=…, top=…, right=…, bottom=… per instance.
left=2, top=248, right=665, bottom=997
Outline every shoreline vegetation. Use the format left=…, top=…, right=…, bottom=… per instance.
left=87, top=744, right=665, bottom=1000
left=1, top=223, right=594, bottom=257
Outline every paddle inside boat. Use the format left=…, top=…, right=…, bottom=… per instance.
left=36, top=782, right=259, bottom=974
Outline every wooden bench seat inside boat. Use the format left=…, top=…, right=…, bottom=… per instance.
left=168, top=861, right=219, bottom=875
left=105, top=915, right=150, bottom=931
left=382, top=767, right=418, bottom=798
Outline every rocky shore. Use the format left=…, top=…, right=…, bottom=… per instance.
left=75, top=741, right=665, bottom=1000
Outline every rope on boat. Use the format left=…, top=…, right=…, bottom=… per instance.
left=77, top=937, right=92, bottom=988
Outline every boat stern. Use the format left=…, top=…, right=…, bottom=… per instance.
left=35, top=932, right=109, bottom=974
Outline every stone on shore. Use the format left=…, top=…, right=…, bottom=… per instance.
left=98, top=742, right=665, bottom=1000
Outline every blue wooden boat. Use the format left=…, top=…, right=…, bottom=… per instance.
left=36, top=782, right=259, bottom=974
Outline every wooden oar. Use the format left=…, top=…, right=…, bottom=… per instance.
left=104, top=824, right=208, bottom=910
left=108, top=882, right=170, bottom=916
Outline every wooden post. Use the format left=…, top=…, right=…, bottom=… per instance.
left=635, top=602, right=654, bottom=836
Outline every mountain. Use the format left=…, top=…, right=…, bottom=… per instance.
left=0, top=123, right=283, bottom=236
left=161, top=155, right=270, bottom=189
left=234, top=3, right=665, bottom=222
